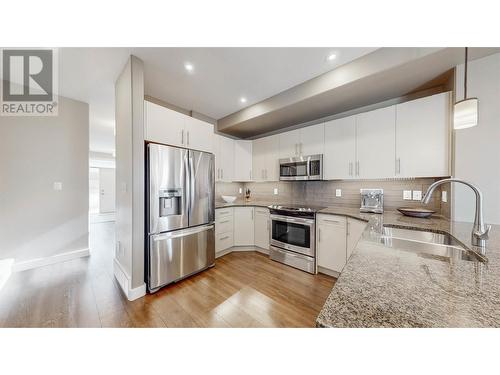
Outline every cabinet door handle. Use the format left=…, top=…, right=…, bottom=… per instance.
left=318, top=228, right=321, bottom=243
left=347, top=221, right=350, bottom=236
left=356, top=161, right=360, bottom=176
left=251, top=210, right=254, bottom=220
left=187, top=131, right=190, bottom=146
left=219, top=235, right=230, bottom=241
left=349, top=162, right=353, bottom=176
left=221, top=169, right=223, bottom=179
left=396, top=158, right=401, bottom=174
left=181, top=130, right=184, bottom=144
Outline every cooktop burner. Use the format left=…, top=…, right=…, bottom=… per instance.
left=268, top=204, right=326, bottom=213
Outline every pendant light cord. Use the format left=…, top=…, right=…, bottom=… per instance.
left=464, top=47, right=468, bottom=100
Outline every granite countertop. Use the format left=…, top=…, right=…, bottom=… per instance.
left=215, top=199, right=500, bottom=327
left=315, top=210, right=500, bottom=328
left=215, top=200, right=276, bottom=209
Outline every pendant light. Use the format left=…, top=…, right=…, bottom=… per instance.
left=454, top=47, right=478, bottom=129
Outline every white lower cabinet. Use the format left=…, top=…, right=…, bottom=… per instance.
left=215, top=206, right=269, bottom=255
left=254, top=208, right=270, bottom=251
left=317, top=215, right=347, bottom=273
left=316, top=214, right=366, bottom=275
left=215, top=208, right=234, bottom=254
left=233, top=207, right=255, bottom=246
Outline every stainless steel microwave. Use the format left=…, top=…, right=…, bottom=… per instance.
left=279, top=154, right=323, bottom=181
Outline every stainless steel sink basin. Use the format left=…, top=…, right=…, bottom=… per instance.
left=380, top=225, right=486, bottom=263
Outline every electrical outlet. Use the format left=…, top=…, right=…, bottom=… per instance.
left=442, top=190, right=448, bottom=203
left=403, top=190, right=412, bottom=200
left=335, top=189, right=342, bottom=197
left=273, top=188, right=279, bottom=195
left=53, top=182, right=63, bottom=191
left=412, top=190, right=422, bottom=201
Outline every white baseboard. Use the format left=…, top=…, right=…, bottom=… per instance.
left=215, top=248, right=233, bottom=259
left=12, top=248, right=90, bottom=272
left=0, top=259, right=14, bottom=291
left=216, top=246, right=269, bottom=258
left=317, top=266, right=340, bottom=278
left=231, top=246, right=258, bottom=252
left=255, top=247, right=269, bottom=255
left=113, top=258, right=146, bottom=301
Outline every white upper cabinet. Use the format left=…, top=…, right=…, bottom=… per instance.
left=278, top=125, right=325, bottom=159
left=215, top=134, right=235, bottom=182
left=252, top=134, right=279, bottom=181
left=278, top=129, right=301, bottom=159
left=252, top=137, right=267, bottom=182
left=324, top=116, right=357, bottom=180
left=144, top=100, right=214, bottom=153
left=395, top=92, right=451, bottom=178
left=144, top=100, right=186, bottom=148
left=185, top=116, right=214, bottom=153
left=355, top=106, right=396, bottom=179
left=300, top=123, right=324, bottom=156
left=233, top=140, right=253, bottom=181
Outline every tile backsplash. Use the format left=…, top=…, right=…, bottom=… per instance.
left=217, top=178, right=450, bottom=218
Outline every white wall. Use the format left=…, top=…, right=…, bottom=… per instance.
left=114, top=56, right=145, bottom=299
left=0, top=95, right=89, bottom=264
left=454, top=52, right=500, bottom=224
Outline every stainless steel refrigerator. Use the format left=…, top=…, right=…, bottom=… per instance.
left=146, top=143, right=215, bottom=293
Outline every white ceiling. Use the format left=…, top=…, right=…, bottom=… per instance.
left=58, top=47, right=377, bottom=153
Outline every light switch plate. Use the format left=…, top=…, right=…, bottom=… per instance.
left=273, top=188, right=278, bottom=195
left=239, top=188, right=243, bottom=194
left=335, top=189, right=342, bottom=197
left=442, top=190, right=448, bottom=203
left=403, top=190, right=412, bottom=200
left=53, top=182, right=63, bottom=191
left=412, top=190, right=422, bottom=201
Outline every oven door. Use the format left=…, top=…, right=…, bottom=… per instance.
left=279, top=160, right=308, bottom=181
left=270, top=214, right=315, bottom=257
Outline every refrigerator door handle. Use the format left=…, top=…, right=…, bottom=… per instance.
left=183, top=151, right=191, bottom=219
left=188, top=152, right=195, bottom=221
left=152, top=224, right=215, bottom=242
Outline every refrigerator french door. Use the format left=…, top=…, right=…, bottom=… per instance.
left=147, top=143, right=215, bottom=292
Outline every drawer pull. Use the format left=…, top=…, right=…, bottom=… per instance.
left=219, top=236, right=230, bottom=240
left=219, top=220, right=230, bottom=224
left=322, top=219, right=342, bottom=224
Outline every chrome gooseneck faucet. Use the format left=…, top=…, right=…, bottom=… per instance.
left=422, top=178, right=491, bottom=248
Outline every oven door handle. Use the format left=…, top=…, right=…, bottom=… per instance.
left=270, top=214, right=315, bottom=226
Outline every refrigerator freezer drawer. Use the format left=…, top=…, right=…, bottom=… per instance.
left=148, top=224, right=215, bottom=292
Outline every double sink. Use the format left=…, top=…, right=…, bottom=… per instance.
left=380, top=225, right=487, bottom=263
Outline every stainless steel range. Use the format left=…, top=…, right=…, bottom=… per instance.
left=268, top=204, right=325, bottom=274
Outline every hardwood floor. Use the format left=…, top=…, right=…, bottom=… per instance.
left=0, top=222, right=335, bottom=328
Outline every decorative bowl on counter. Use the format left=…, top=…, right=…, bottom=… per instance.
left=397, top=207, right=436, bottom=218
left=221, top=195, right=237, bottom=203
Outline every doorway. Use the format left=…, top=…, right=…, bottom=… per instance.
left=89, top=167, right=116, bottom=223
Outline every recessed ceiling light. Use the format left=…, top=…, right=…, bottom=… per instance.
left=184, top=62, right=194, bottom=72
left=240, top=97, right=247, bottom=103
left=327, top=53, right=337, bottom=61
